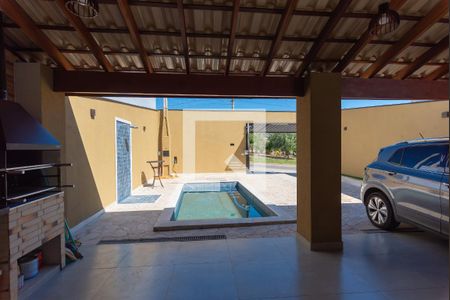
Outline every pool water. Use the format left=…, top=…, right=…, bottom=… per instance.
left=172, top=182, right=273, bottom=221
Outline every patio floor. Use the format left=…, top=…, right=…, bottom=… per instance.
left=26, top=231, right=448, bottom=300
left=75, top=173, right=372, bottom=245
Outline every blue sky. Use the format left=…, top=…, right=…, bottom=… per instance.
left=156, top=98, right=414, bottom=111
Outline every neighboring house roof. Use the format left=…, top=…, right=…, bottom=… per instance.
left=249, top=123, right=296, bottom=133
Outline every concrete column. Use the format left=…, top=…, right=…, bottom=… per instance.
left=297, top=72, right=342, bottom=251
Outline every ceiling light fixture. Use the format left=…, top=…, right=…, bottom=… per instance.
left=369, top=2, right=400, bottom=36
left=65, top=0, right=99, bottom=18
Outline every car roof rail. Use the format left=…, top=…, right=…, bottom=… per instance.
left=398, top=137, right=449, bottom=145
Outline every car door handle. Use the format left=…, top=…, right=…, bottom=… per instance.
left=387, top=172, right=397, bottom=176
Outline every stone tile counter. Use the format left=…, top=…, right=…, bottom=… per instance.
left=0, top=192, right=65, bottom=300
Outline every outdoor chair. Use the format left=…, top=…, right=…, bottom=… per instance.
left=147, top=160, right=164, bottom=188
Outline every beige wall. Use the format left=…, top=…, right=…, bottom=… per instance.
left=63, top=96, right=160, bottom=226
left=169, top=102, right=448, bottom=177
left=342, top=101, right=449, bottom=178
left=168, top=110, right=296, bottom=173
left=195, top=121, right=247, bottom=173
left=42, top=95, right=447, bottom=226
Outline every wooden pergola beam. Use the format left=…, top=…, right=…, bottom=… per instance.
left=295, top=0, right=352, bottom=77
left=341, top=77, right=448, bottom=100
left=56, top=0, right=113, bottom=72
left=225, top=0, right=240, bottom=75
left=332, top=0, right=408, bottom=73
left=53, top=70, right=305, bottom=97
left=261, top=0, right=298, bottom=76
left=361, top=0, right=448, bottom=78
left=117, top=0, right=153, bottom=73
left=0, top=0, right=74, bottom=70
left=53, top=70, right=448, bottom=100
left=394, top=36, right=448, bottom=80
left=424, top=64, right=449, bottom=80
left=176, top=0, right=190, bottom=74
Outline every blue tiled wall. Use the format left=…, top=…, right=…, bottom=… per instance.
left=116, top=121, right=131, bottom=202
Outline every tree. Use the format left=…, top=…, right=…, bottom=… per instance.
left=266, top=133, right=296, bottom=157
left=249, top=133, right=267, bottom=153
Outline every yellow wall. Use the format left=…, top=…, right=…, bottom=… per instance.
left=195, top=121, right=247, bottom=172
left=64, top=96, right=160, bottom=226
left=168, top=110, right=296, bottom=173
left=341, top=101, right=449, bottom=178
left=169, top=102, right=448, bottom=177
left=46, top=96, right=448, bottom=226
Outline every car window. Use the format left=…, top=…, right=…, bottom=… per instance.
left=401, top=145, right=448, bottom=173
left=388, top=148, right=404, bottom=165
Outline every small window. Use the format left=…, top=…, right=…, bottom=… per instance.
left=401, top=145, right=448, bottom=173
left=388, top=148, right=404, bottom=165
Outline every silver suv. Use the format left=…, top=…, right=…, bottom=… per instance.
left=361, top=138, right=449, bottom=236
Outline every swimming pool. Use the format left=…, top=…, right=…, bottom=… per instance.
left=172, top=182, right=275, bottom=221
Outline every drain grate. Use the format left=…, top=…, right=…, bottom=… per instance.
left=361, top=227, right=424, bottom=234
left=98, top=235, right=227, bottom=245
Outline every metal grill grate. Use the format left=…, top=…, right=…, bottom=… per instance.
left=98, top=235, right=227, bottom=244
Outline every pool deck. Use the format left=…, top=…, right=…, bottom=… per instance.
left=75, top=173, right=375, bottom=245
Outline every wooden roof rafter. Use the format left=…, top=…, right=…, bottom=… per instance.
left=2, top=30, right=26, bottom=62
left=0, top=0, right=75, bottom=70
left=394, top=36, right=448, bottom=80
left=0, top=22, right=442, bottom=48
left=95, top=0, right=449, bottom=24
left=295, top=0, right=352, bottom=78
left=261, top=0, right=299, bottom=76
left=55, top=0, right=113, bottom=72
left=332, top=0, right=408, bottom=73
left=117, top=0, right=153, bottom=73
left=361, top=0, right=448, bottom=79
left=225, top=0, right=240, bottom=75
left=176, top=0, right=190, bottom=74
left=10, top=46, right=449, bottom=67
left=424, top=64, right=449, bottom=80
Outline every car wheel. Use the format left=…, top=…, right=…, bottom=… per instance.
left=365, top=192, right=400, bottom=230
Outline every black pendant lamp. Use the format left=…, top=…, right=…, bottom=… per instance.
left=369, top=2, right=400, bottom=36
left=65, top=0, right=99, bottom=18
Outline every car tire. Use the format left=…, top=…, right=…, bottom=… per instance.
left=365, top=192, right=400, bottom=230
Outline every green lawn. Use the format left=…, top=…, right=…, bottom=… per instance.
left=251, top=155, right=296, bottom=165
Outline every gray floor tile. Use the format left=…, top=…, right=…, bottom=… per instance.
left=118, top=242, right=180, bottom=267
left=172, top=240, right=230, bottom=265
left=72, top=244, right=132, bottom=270
left=23, top=267, right=114, bottom=300
left=23, top=233, right=449, bottom=300
left=91, top=266, right=173, bottom=300
left=232, top=261, right=303, bottom=299
left=352, top=266, right=445, bottom=291
left=166, top=262, right=238, bottom=300
left=261, top=292, right=390, bottom=300
left=227, top=237, right=286, bottom=263
left=382, top=287, right=449, bottom=300
left=293, top=269, right=377, bottom=295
